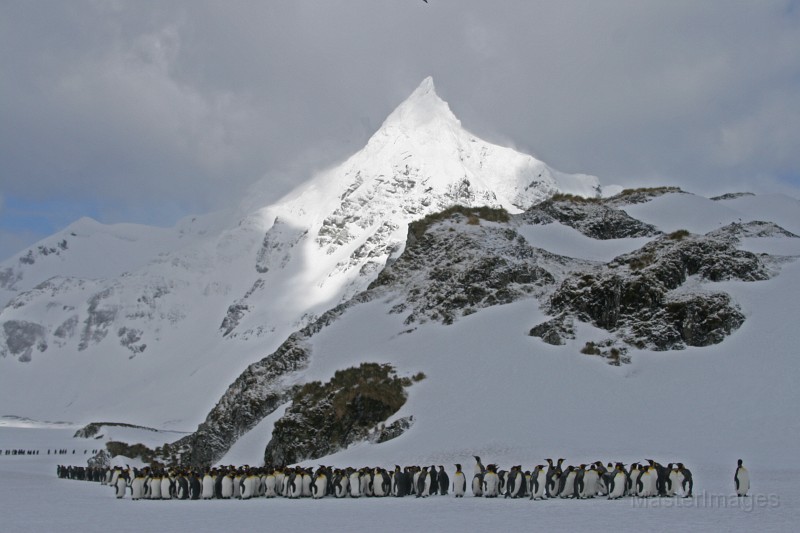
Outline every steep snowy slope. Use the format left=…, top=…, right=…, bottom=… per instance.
left=0, top=78, right=601, bottom=428
left=214, top=191, right=799, bottom=471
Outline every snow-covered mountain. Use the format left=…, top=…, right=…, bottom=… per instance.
left=0, top=77, right=602, bottom=427
left=2, top=78, right=799, bottom=533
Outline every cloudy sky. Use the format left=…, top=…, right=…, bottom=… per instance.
left=1, top=1, right=799, bottom=260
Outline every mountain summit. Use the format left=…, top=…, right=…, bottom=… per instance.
left=380, top=76, right=460, bottom=133
left=0, top=78, right=601, bottom=426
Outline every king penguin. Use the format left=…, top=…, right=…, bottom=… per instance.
left=114, top=469, right=129, bottom=499
left=437, top=466, right=449, bottom=496
left=607, top=464, right=627, bottom=500
left=453, top=464, right=466, bottom=497
left=472, top=456, right=485, bottom=497
left=735, top=459, right=749, bottom=497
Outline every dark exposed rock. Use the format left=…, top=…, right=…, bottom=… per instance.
left=529, top=313, right=575, bottom=345
left=710, top=192, right=755, bottom=201
left=0, top=267, right=22, bottom=291
left=54, top=315, right=79, bottom=339
left=534, top=231, right=769, bottom=351
left=606, top=186, right=685, bottom=206
left=117, top=326, right=146, bottom=356
left=370, top=207, right=578, bottom=326
left=522, top=199, right=661, bottom=240
left=263, top=363, right=413, bottom=465
left=220, top=303, right=250, bottom=337
left=74, top=421, right=160, bottom=439
left=78, top=288, right=118, bottom=351
left=370, top=415, right=414, bottom=444
left=2, top=320, right=47, bottom=362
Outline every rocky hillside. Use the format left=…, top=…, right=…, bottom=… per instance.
left=169, top=191, right=798, bottom=466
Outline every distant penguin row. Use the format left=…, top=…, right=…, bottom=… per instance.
left=62, top=458, right=752, bottom=500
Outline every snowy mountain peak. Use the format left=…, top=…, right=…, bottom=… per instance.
left=378, top=76, right=460, bottom=134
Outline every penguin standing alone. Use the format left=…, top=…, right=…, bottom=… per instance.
left=735, top=459, right=749, bottom=497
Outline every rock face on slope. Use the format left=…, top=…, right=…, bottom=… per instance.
left=522, top=195, right=662, bottom=240
left=263, top=363, right=417, bottom=466
left=532, top=228, right=772, bottom=350
left=369, top=206, right=592, bottom=326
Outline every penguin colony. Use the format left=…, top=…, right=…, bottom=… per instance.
left=53, top=457, right=759, bottom=501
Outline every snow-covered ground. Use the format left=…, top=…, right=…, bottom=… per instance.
left=1, top=425, right=797, bottom=533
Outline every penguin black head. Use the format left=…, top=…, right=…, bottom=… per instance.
left=455, top=464, right=462, bottom=471
left=737, top=459, right=743, bottom=467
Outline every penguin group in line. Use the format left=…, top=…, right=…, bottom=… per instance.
left=94, top=464, right=454, bottom=500
left=62, top=457, right=752, bottom=501
left=466, top=456, right=694, bottom=500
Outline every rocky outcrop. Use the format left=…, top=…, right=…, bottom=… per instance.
left=370, top=206, right=588, bottom=326
left=263, top=363, right=416, bottom=466
left=533, top=230, right=770, bottom=350
left=2, top=320, right=47, bottom=362
left=522, top=197, right=662, bottom=239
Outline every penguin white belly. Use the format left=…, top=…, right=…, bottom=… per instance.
left=641, top=470, right=656, bottom=497
left=374, top=475, right=386, bottom=497
left=483, top=473, right=499, bottom=497
left=202, top=476, right=214, bottom=499
left=276, top=473, right=286, bottom=496
left=531, top=471, right=547, bottom=500
left=560, top=472, right=576, bottom=498
left=160, top=477, right=172, bottom=499
left=131, top=478, right=145, bottom=500
left=149, top=479, right=162, bottom=499
left=736, top=468, right=750, bottom=496
left=454, top=473, right=466, bottom=497
left=472, top=475, right=483, bottom=496
left=301, top=475, right=313, bottom=497
left=628, top=470, right=640, bottom=496
left=313, top=476, right=327, bottom=499
left=242, top=477, right=256, bottom=499
left=609, top=472, right=626, bottom=499
left=220, top=476, right=233, bottom=498
left=668, top=471, right=683, bottom=496
left=360, top=475, right=372, bottom=497
left=115, top=477, right=127, bottom=499
left=348, top=474, right=361, bottom=497
left=264, top=475, right=277, bottom=498
left=581, top=471, right=599, bottom=498
left=338, top=475, right=350, bottom=497
left=291, top=476, right=303, bottom=498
